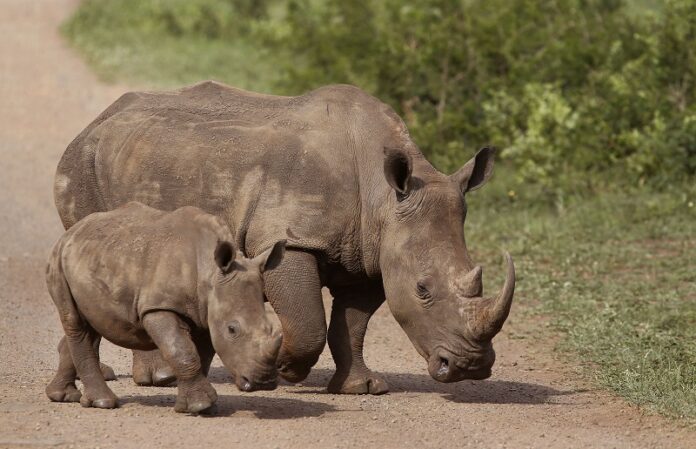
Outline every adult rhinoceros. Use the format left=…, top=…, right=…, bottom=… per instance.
left=54, top=81, right=515, bottom=394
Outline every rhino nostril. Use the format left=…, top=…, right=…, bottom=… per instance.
left=437, top=357, right=449, bottom=376
left=240, top=376, right=252, bottom=391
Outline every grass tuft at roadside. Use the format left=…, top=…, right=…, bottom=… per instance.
left=468, top=181, right=696, bottom=422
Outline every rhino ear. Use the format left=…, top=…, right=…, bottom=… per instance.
left=452, top=146, right=496, bottom=194
left=214, top=240, right=236, bottom=274
left=384, top=147, right=412, bottom=196
left=254, top=240, right=286, bottom=273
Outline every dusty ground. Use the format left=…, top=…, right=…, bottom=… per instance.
left=0, top=1, right=694, bottom=448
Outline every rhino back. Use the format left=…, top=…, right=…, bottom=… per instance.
left=59, top=203, right=222, bottom=333
left=57, top=81, right=414, bottom=273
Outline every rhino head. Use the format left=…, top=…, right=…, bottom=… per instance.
left=379, top=146, right=515, bottom=382
left=207, top=240, right=285, bottom=391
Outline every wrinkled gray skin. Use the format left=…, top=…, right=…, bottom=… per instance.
left=54, top=81, right=515, bottom=394
left=45, top=202, right=284, bottom=413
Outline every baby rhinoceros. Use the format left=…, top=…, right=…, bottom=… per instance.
left=45, top=202, right=285, bottom=414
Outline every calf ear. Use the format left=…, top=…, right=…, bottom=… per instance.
left=384, top=147, right=412, bottom=195
left=255, top=240, right=286, bottom=273
left=451, top=146, right=496, bottom=194
left=214, top=241, right=236, bottom=274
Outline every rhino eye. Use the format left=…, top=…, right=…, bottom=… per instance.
left=227, top=320, right=241, bottom=337
left=416, top=281, right=432, bottom=300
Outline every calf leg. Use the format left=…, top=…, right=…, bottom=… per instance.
left=263, top=250, right=326, bottom=383
left=67, top=326, right=118, bottom=409
left=142, top=311, right=217, bottom=414
left=327, top=282, right=388, bottom=394
left=72, top=336, right=116, bottom=382
left=46, top=337, right=81, bottom=403
left=47, top=264, right=117, bottom=409
left=91, top=336, right=116, bottom=381
left=194, top=332, right=215, bottom=377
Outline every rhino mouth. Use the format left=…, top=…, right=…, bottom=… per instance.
left=236, top=375, right=279, bottom=392
left=427, top=348, right=493, bottom=382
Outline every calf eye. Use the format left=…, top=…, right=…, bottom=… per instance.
left=227, top=321, right=241, bottom=336
left=416, top=281, right=432, bottom=299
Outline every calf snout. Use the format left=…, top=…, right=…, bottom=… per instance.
left=235, top=332, right=282, bottom=392
left=237, top=375, right=278, bottom=392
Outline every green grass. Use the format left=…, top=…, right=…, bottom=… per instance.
left=63, top=0, right=696, bottom=423
left=468, top=177, right=696, bottom=423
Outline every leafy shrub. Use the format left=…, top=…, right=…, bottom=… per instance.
left=65, top=0, right=696, bottom=193
left=264, top=0, right=696, bottom=192
left=67, top=0, right=268, bottom=39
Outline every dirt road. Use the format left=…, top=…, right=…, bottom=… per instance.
left=0, top=1, right=693, bottom=448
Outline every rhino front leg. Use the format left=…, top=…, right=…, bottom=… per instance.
left=263, top=250, right=327, bottom=383
left=327, top=282, right=388, bottom=395
left=194, top=331, right=215, bottom=377
left=142, top=311, right=217, bottom=414
left=131, top=349, right=176, bottom=387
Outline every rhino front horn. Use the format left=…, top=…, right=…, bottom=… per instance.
left=475, top=252, right=515, bottom=339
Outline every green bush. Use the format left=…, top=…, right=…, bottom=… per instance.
left=67, top=0, right=267, bottom=38
left=64, top=0, right=696, bottom=192
left=264, top=0, right=696, bottom=192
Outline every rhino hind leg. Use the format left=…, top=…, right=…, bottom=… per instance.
left=46, top=336, right=116, bottom=402
left=46, top=337, right=82, bottom=403
left=99, top=362, right=117, bottom=381
left=263, top=250, right=327, bottom=383
left=46, top=254, right=118, bottom=409
left=64, top=326, right=118, bottom=409
left=132, top=349, right=177, bottom=387
left=327, top=283, right=389, bottom=395
left=70, top=336, right=116, bottom=381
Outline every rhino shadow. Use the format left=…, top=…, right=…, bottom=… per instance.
left=119, top=393, right=335, bottom=419
left=278, top=368, right=580, bottom=405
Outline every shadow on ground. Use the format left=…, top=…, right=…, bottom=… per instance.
left=119, top=393, right=336, bottom=418
left=207, top=367, right=578, bottom=405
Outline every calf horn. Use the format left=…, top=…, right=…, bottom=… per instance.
left=473, top=252, right=515, bottom=339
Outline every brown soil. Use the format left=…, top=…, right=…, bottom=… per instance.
left=0, top=1, right=694, bottom=448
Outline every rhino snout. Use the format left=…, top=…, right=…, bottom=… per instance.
left=427, top=348, right=494, bottom=382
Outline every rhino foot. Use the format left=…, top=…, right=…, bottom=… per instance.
left=277, top=362, right=312, bottom=384
left=132, top=350, right=176, bottom=386
left=175, top=376, right=218, bottom=414
left=46, top=380, right=82, bottom=403
left=74, top=363, right=117, bottom=382
left=100, top=363, right=117, bottom=381
left=79, top=392, right=119, bottom=409
left=327, top=370, right=389, bottom=395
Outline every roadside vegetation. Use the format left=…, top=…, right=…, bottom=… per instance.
left=63, top=0, right=695, bottom=422
left=469, top=178, right=695, bottom=422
